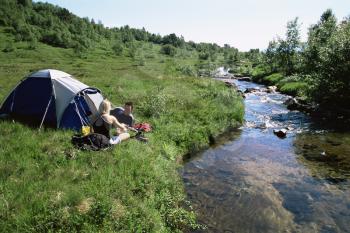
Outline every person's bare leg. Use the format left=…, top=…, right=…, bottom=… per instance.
left=119, top=133, right=130, bottom=142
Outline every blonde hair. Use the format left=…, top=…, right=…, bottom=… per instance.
left=99, top=99, right=111, bottom=115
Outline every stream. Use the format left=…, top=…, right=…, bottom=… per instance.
left=182, top=79, right=350, bottom=233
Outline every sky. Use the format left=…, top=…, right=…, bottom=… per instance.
left=34, top=0, right=350, bottom=51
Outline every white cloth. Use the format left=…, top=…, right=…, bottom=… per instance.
left=109, top=135, right=121, bottom=145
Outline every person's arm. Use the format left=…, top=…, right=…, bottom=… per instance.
left=110, top=116, right=127, bottom=133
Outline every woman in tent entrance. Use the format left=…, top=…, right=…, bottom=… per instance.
left=93, top=99, right=130, bottom=144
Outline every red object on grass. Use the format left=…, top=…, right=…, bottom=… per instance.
left=133, top=123, right=152, bottom=132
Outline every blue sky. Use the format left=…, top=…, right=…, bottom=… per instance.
left=35, top=0, right=350, bottom=51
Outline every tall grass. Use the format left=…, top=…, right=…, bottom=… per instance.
left=0, top=29, right=243, bottom=232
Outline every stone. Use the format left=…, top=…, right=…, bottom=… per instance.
left=237, top=77, right=252, bottom=82
left=273, top=128, right=287, bottom=138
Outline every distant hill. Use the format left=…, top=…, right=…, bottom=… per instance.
left=0, top=0, right=246, bottom=76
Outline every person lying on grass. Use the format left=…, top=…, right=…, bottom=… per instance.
left=110, top=101, right=135, bottom=127
left=93, top=99, right=130, bottom=145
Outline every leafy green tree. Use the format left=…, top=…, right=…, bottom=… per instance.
left=305, top=11, right=350, bottom=108
left=279, top=18, right=301, bottom=75
left=304, top=9, right=337, bottom=73
left=17, top=0, right=32, bottom=7
left=162, top=33, right=184, bottom=47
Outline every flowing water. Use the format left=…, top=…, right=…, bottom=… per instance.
left=182, top=79, right=350, bottom=233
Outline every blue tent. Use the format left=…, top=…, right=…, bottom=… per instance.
left=0, top=69, right=104, bottom=130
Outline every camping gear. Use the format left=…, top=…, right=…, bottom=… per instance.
left=71, top=133, right=111, bottom=151
left=81, top=125, right=92, bottom=136
left=128, top=123, right=152, bottom=143
left=133, top=123, right=152, bottom=132
left=0, top=69, right=104, bottom=130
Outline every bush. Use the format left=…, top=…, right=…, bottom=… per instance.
left=198, top=52, right=210, bottom=60
left=139, top=92, right=168, bottom=118
left=264, top=73, right=284, bottom=85
left=176, top=65, right=197, bottom=77
left=160, top=44, right=176, bottom=56
left=112, top=43, right=123, bottom=55
left=251, top=64, right=271, bottom=82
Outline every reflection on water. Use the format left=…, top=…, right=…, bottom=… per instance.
left=182, top=80, right=350, bottom=233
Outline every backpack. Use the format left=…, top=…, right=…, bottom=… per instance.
left=71, top=133, right=111, bottom=151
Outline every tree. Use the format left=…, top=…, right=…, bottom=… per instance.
left=304, top=9, right=337, bottom=73
left=304, top=11, right=350, bottom=108
left=278, top=17, right=301, bottom=75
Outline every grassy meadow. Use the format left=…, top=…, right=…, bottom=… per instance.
left=0, top=28, right=244, bottom=232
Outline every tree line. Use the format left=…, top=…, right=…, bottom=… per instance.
left=243, top=9, right=350, bottom=113
left=0, top=0, right=240, bottom=70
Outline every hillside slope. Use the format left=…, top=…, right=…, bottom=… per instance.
left=0, top=25, right=244, bottom=232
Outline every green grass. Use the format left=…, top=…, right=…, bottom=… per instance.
left=0, top=28, right=244, bottom=232
left=263, top=73, right=284, bottom=85
left=278, top=82, right=308, bottom=96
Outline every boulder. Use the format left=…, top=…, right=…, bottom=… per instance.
left=273, top=128, right=287, bottom=138
left=236, top=90, right=245, bottom=98
left=224, top=81, right=237, bottom=88
left=267, top=86, right=277, bottom=93
left=284, top=97, right=318, bottom=113
left=244, top=87, right=259, bottom=94
left=283, top=97, right=299, bottom=110
left=238, top=77, right=252, bottom=82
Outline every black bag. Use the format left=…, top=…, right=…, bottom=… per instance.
left=71, top=133, right=111, bottom=151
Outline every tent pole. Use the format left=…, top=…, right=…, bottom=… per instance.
left=38, top=95, right=53, bottom=131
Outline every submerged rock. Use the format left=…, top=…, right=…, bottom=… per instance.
left=238, top=77, right=252, bottom=82
left=284, top=97, right=318, bottom=114
left=244, top=87, right=260, bottom=94
left=267, top=86, right=277, bottom=93
left=273, top=129, right=287, bottom=138
left=224, top=81, right=237, bottom=88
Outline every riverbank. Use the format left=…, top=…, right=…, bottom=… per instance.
left=0, top=29, right=244, bottom=232
left=232, top=70, right=350, bottom=125
left=182, top=78, right=350, bottom=232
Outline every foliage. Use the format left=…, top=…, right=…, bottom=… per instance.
left=264, top=18, right=302, bottom=75
left=263, top=73, right=284, bottom=85
left=279, top=81, right=308, bottom=96
left=112, top=42, right=123, bottom=56
left=243, top=9, right=350, bottom=113
left=160, top=44, right=177, bottom=57
left=304, top=10, right=350, bottom=108
left=251, top=64, right=271, bottom=82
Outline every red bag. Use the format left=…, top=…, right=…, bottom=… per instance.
left=133, top=123, right=152, bottom=132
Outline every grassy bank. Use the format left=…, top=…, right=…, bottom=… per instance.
left=247, top=65, right=308, bottom=99
left=0, top=29, right=244, bottom=232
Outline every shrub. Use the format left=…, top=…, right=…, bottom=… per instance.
left=264, top=73, right=284, bottom=85
left=176, top=65, right=197, bottom=77
left=139, top=92, right=168, bottom=118
left=198, top=52, right=210, bottom=60
left=251, top=64, right=271, bottom=81
left=112, top=43, right=123, bottom=55
left=160, top=44, right=176, bottom=56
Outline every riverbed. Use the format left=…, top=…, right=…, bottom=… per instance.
left=182, top=79, right=350, bottom=232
